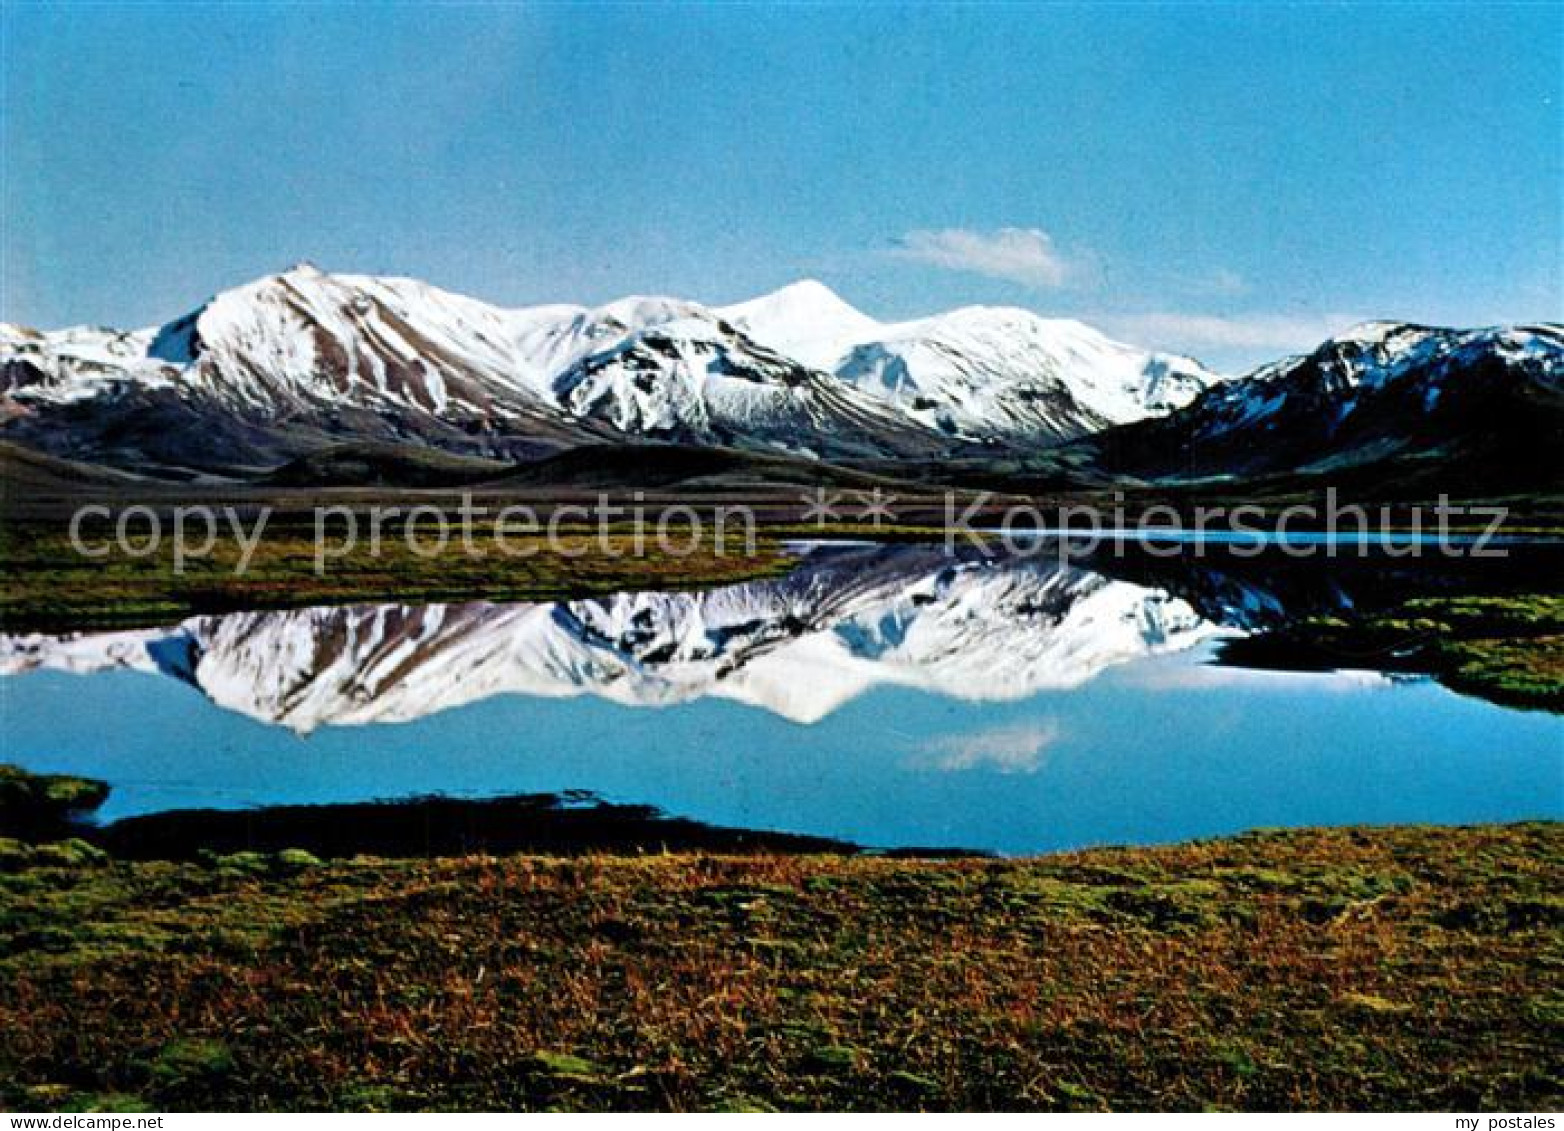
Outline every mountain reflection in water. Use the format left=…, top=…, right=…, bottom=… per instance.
left=2, top=540, right=1558, bottom=732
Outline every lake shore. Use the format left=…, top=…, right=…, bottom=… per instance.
left=1, top=820, right=1558, bottom=1112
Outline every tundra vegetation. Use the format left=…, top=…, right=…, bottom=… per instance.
left=0, top=767, right=1557, bottom=1113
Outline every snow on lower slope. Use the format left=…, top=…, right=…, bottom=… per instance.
left=551, top=312, right=832, bottom=445
left=1, top=267, right=584, bottom=455
left=2, top=269, right=955, bottom=462
left=0, top=324, right=177, bottom=403
left=0, top=547, right=1226, bottom=731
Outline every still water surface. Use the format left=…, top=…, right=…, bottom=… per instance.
left=3, top=541, right=1559, bottom=854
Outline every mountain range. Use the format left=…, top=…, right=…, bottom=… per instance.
left=2, top=265, right=1560, bottom=489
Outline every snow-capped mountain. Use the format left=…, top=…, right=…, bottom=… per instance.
left=2, top=268, right=607, bottom=472
left=0, top=544, right=1223, bottom=731
left=0, top=267, right=1217, bottom=474
left=722, top=282, right=1218, bottom=444
left=1091, top=321, right=1564, bottom=483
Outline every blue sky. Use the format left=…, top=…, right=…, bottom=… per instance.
left=3, top=1, right=1559, bottom=369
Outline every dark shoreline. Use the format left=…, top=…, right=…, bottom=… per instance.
left=2, top=767, right=995, bottom=861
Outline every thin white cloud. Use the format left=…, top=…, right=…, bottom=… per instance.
left=908, top=721, right=1060, bottom=775
left=1095, top=311, right=1371, bottom=356
left=889, top=227, right=1087, bottom=289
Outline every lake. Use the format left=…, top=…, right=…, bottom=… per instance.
left=2, top=540, right=1560, bottom=855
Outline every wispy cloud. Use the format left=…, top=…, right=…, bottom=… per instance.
left=889, top=227, right=1090, bottom=289
left=1095, top=310, right=1370, bottom=356
left=907, top=721, right=1060, bottom=775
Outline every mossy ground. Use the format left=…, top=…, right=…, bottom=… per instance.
left=1, top=823, right=1559, bottom=1111
left=1296, top=594, right=1564, bottom=710
left=0, top=767, right=111, bottom=840
left=0, top=766, right=108, bottom=819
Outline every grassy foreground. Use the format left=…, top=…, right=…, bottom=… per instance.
left=1, top=823, right=1559, bottom=1112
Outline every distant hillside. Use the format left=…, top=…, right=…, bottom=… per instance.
left=1086, top=323, right=1564, bottom=494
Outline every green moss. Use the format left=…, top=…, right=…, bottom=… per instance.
left=60, top=1093, right=158, bottom=1114
left=0, top=838, right=34, bottom=873
left=525, top=1051, right=608, bottom=1083
left=337, top=1083, right=429, bottom=1111
left=0, top=765, right=110, bottom=836
left=276, top=848, right=324, bottom=871
left=1338, top=992, right=1413, bottom=1015
left=212, top=850, right=273, bottom=876
left=151, top=1038, right=236, bottom=1084
left=30, top=839, right=109, bottom=868
left=1296, top=594, right=1564, bottom=711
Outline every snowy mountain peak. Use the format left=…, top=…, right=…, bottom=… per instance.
left=594, top=294, right=708, bottom=330
left=730, top=278, right=868, bottom=321
left=718, top=279, right=882, bottom=369
left=1332, top=320, right=1414, bottom=346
